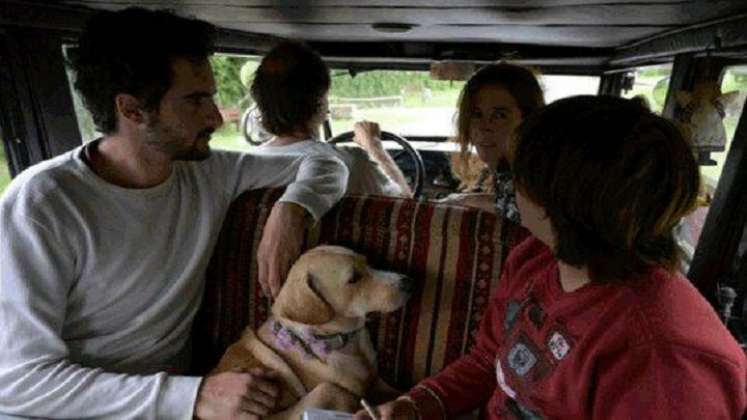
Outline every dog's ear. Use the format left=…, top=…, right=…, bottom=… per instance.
left=273, top=272, right=334, bottom=325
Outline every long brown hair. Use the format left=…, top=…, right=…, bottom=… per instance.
left=451, top=63, right=545, bottom=190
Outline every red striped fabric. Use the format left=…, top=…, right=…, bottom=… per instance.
left=191, top=188, right=528, bottom=390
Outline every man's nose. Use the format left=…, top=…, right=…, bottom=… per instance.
left=206, top=101, right=223, bottom=128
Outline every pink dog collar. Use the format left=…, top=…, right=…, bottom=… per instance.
left=271, top=319, right=363, bottom=360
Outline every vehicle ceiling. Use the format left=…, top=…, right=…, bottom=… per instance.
left=6, top=0, right=747, bottom=72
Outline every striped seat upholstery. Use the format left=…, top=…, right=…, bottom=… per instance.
left=192, top=188, right=528, bottom=389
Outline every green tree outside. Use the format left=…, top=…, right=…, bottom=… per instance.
left=210, top=55, right=252, bottom=109
left=329, top=70, right=458, bottom=100
left=0, top=146, right=11, bottom=195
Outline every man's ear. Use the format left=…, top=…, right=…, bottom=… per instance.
left=115, top=93, right=146, bottom=125
left=273, top=272, right=334, bottom=325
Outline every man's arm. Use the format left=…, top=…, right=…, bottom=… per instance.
left=0, top=197, right=279, bottom=419
left=593, top=343, right=746, bottom=419
left=256, top=201, right=308, bottom=297
left=227, top=151, right=349, bottom=297
left=353, top=121, right=413, bottom=198
left=0, top=203, right=203, bottom=418
left=229, top=151, right=349, bottom=222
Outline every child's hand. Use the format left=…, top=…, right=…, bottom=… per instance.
left=352, top=397, right=418, bottom=420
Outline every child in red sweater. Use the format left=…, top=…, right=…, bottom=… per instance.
left=355, top=95, right=747, bottom=419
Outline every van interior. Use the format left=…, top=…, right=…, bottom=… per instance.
left=1, top=0, right=746, bottom=347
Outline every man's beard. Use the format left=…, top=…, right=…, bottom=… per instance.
left=145, top=117, right=213, bottom=161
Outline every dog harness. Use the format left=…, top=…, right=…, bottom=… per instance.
left=271, top=319, right=364, bottom=361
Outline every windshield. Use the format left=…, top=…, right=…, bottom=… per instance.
left=62, top=52, right=602, bottom=156
left=328, top=70, right=463, bottom=138
left=328, top=70, right=600, bottom=138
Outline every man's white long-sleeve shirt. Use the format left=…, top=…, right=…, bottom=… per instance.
left=249, top=140, right=403, bottom=197
left=0, top=145, right=348, bottom=419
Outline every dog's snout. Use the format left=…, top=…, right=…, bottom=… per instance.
left=399, top=276, right=415, bottom=294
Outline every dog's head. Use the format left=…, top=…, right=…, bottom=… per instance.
left=272, top=246, right=414, bottom=326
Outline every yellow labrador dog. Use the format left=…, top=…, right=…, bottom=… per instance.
left=213, top=245, right=413, bottom=419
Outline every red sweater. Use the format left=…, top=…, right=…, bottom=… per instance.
left=408, top=237, right=747, bottom=419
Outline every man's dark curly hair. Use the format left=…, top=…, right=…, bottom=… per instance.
left=251, top=41, right=330, bottom=137
left=69, top=7, right=216, bottom=134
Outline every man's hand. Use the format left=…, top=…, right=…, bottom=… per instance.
left=257, top=201, right=308, bottom=297
left=353, top=120, right=384, bottom=153
left=352, top=397, right=419, bottom=420
left=194, top=368, right=280, bottom=419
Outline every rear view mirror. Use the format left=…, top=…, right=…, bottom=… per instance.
left=430, top=61, right=476, bottom=81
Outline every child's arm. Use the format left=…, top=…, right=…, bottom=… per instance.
left=593, top=342, right=746, bottom=418
left=403, top=275, right=510, bottom=419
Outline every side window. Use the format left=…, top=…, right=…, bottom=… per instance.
left=541, top=75, right=600, bottom=104
left=63, top=45, right=101, bottom=144
left=0, top=143, right=10, bottom=194
left=621, top=63, right=673, bottom=115
left=327, top=70, right=465, bottom=137
left=701, top=65, right=747, bottom=186
left=208, top=54, right=260, bottom=152
left=677, top=65, right=747, bottom=270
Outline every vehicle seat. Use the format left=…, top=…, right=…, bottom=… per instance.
left=191, top=188, right=528, bottom=389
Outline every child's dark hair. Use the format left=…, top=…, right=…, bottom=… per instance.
left=511, top=95, right=700, bottom=282
left=251, top=41, right=330, bottom=137
left=69, top=8, right=216, bottom=134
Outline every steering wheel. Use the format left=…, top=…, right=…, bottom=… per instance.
left=240, top=104, right=272, bottom=146
left=327, top=130, right=426, bottom=198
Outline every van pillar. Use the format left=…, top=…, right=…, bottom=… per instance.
left=0, top=27, right=81, bottom=176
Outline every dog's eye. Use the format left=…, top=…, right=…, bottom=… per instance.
left=348, top=271, right=362, bottom=284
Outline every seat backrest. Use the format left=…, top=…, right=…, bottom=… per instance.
left=192, top=188, right=528, bottom=389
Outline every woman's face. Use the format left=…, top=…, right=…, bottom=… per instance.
left=469, top=84, right=523, bottom=168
